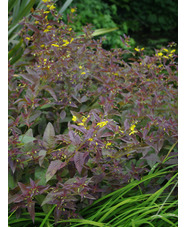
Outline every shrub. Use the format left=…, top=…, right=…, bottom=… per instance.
left=8, top=0, right=178, bottom=223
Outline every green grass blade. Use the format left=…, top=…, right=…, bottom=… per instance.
left=155, top=180, right=178, bottom=216
left=9, top=48, right=24, bottom=65
left=147, top=173, right=178, bottom=206
left=56, top=218, right=109, bottom=227
left=91, top=28, right=118, bottom=37
left=8, top=39, right=23, bottom=59
left=10, top=0, right=36, bottom=29
left=58, top=0, right=74, bottom=14
left=151, top=214, right=177, bottom=226
left=81, top=171, right=169, bottom=215
left=8, top=0, right=19, bottom=13
left=39, top=204, right=56, bottom=227
left=162, top=141, right=178, bottom=164
left=12, top=0, right=21, bottom=23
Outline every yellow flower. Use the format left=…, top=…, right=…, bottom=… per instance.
left=130, top=124, right=136, bottom=131
left=171, top=49, right=176, bottom=53
left=105, top=142, right=111, bottom=148
left=78, top=123, right=84, bottom=126
left=51, top=44, right=59, bottom=47
left=42, top=0, right=50, bottom=2
left=43, top=29, right=50, bottom=33
left=157, top=52, right=163, bottom=57
left=163, top=48, right=168, bottom=52
left=97, top=121, right=108, bottom=128
left=62, top=39, right=70, bottom=46
left=72, top=115, right=77, bottom=122
left=26, top=37, right=31, bottom=40
left=163, top=56, right=168, bottom=59
left=141, top=47, right=144, bottom=51
left=113, top=73, right=118, bottom=76
left=71, top=8, right=76, bottom=13
left=82, top=117, right=86, bottom=122
left=34, top=21, right=39, bottom=24
left=68, top=28, right=72, bottom=31
left=135, top=48, right=140, bottom=52
left=88, top=138, right=93, bottom=142
left=81, top=72, right=86, bottom=75
left=44, top=11, right=50, bottom=14
left=40, top=44, right=45, bottom=48
left=79, top=66, right=82, bottom=69
left=129, top=124, right=138, bottom=135
left=47, top=25, right=52, bottom=29
left=47, top=4, right=56, bottom=10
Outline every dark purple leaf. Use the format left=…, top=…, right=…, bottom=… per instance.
left=73, top=152, right=86, bottom=174
left=8, top=157, right=17, bottom=174
left=69, top=130, right=81, bottom=145
left=42, top=85, right=57, bottom=101
left=84, top=193, right=96, bottom=200
left=18, top=182, right=28, bottom=195
left=43, top=122, right=55, bottom=149
left=60, top=110, right=66, bottom=121
left=46, top=160, right=66, bottom=182
left=27, top=202, right=35, bottom=223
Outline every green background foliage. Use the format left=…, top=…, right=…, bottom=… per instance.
left=56, top=0, right=177, bottom=49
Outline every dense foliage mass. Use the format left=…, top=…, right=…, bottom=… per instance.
left=57, top=0, right=177, bottom=49
left=8, top=1, right=178, bottom=224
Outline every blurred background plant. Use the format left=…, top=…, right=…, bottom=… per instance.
left=57, top=0, right=177, bottom=51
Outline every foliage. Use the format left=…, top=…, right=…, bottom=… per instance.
left=57, top=0, right=177, bottom=49
left=8, top=0, right=177, bottom=224
left=8, top=0, right=121, bottom=65
left=8, top=164, right=178, bottom=226
left=56, top=0, right=136, bottom=49
left=104, top=0, right=178, bottom=48
left=58, top=166, right=178, bottom=226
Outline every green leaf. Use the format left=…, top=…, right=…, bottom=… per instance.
left=35, top=166, right=47, bottom=185
left=8, top=171, right=16, bottom=189
left=40, top=205, right=56, bottom=227
left=91, top=27, right=118, bottom=37
left=9, top=48, right=24, bottom=65
left=18, top=135, right=36, bottom=144
left=58, top=0, right=74, bottom=14
left=8, top=0, right=19, bottom=13
left=8, top=39, right=23, bottom=60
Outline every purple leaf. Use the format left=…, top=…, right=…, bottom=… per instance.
left=80, top=95, right=89, bottom=103
left=8, top=157, right=17, bottom=174
left=46, top=160, right=66, bottom=182
left=18, top=182, right=28, bottom=195
left=84, top=193, right=96, bottom=200
left=43, top=122, right=55, bottom=149
left=42, top=85, right=57, bottom=101
left=73, top=152, right=87, bottom=174
left=69, top=130, right=81, bottom=145
left=60, top=110, right=66, bottom=121
left=27, top=202, right=35, bottom=223
left=124, top=119, right=129, bottom=130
